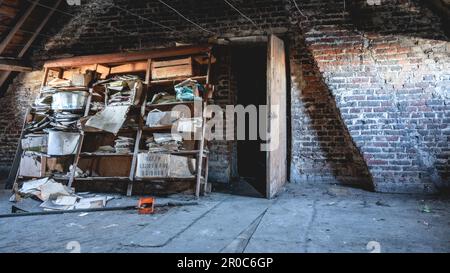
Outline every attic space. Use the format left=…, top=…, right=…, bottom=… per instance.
left=0, top=0, right=449, bottom=196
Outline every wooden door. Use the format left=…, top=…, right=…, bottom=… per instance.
left=266, top=35, right=287, bottom=199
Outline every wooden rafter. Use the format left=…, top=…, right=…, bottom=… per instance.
left=0, top=0, right=62, bottom=89
left=0, top=1, right=39, bottom=54
left=0, top=58, right=32, bottom=72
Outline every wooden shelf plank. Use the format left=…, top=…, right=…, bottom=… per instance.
left=74, top=176, right=130, bottom=181
left=44, top=44, right=212, bottom=68
left=145, top=101, right=197, bottom=108
left=79, top=153, right=134, bottom=157
left=83, top=128, right=139, bottom=134
left=149, top=75, right=207, bottom=85
left=137, top=150, right=209, bottom=156
left=134, top=177, right=196, bottom=181
left=142, top=125, right=173, bottom=132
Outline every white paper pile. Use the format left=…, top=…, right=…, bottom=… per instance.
left=114, top=136, right=135, bottom=154
left=146, top=133, right=183, bottom=153
left=18, top=178, right=113, bottom=211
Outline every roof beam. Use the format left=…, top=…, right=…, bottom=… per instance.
left=0, top=58, right=32, bottom=72
left=18, top=0, right=62, bottom=57
left=44, top=44, right=213, bottom=68
left=0, top=0, right=39, bottom=54
left=0, top=0, right=61, bottom=90
left=0, top=4, right=19, bottom=18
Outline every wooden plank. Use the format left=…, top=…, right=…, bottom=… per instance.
left=152, top=57, right=191, bottom=68
left=44, top=44, right=212, bottom=68
left=150, top=75, right=206, bottom=85
left=0, top=59, right=32, bottom=72
left=151, top=64, right=193, bottom=80
left=266, top=35, right=287, bottom=199
left=127, top=93, right=147, bottom=196
left=0, top=1, right=38, bottom=54
left=145, top=59, right=151, bottom=84
left=202, top=52, right=213, bottom=194
left=68, top=132, right=85, bottom=188
left=0, top=5, right=18, bottom=18
left=195, top=110, right=207, bottom=199
left=6, top=108, right=30, bottom=189
left=126, top=129, right=141, bottom=196
left=110, top=61, right=147, bottom=74
left=96, top=64, right=110, bottom=79
left=18, top=0, right=63, bottom=58
left=40, top=67, right=49, bottom=88
left=0, top=71, right=11, bottom=90
left=0, top=1, right=62, bottom=89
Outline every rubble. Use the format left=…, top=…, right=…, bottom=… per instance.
left=15, top=178, right=112, bottom=211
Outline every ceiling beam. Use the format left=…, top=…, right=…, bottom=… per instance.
left=0, top=4, right=19, bottom=18
left=18, top=0, right=62, bottom=57
left=0, top=58, right=32, bottom=72
left=0, top=0, right=61, bottom=90
left=0, top=0, right=39, bottom=54
left=44, top=44, right=213, bottom=68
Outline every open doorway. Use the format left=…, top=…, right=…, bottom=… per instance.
left=231, top=44, right=268, bottom=197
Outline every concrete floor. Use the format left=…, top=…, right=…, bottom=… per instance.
left=0, top=183, right=449, bottom=253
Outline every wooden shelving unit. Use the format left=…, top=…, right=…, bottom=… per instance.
left=12, top=45, right=215, bottom=198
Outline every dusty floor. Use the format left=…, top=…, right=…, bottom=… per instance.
left=0, top=183, right=449, bottom=253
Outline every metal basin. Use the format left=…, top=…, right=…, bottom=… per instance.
left=52, top=91, right=88, bottom=110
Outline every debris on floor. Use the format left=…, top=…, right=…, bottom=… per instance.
left=12, top=178, right=113, bottom=212
left=421, top=205, right=432, bottom=213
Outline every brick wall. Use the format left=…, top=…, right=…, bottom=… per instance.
left=0, top=0, right=448, bottom=193
left=289, top=0, right=449, bottom=193
left=0, top=72, right=43, bottom=177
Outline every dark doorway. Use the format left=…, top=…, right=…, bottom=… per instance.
left=231, top=45, right=267, bottom=196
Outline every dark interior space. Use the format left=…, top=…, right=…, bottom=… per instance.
left=231, top=45, right=267, bottom=196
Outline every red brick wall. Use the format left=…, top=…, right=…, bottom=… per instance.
left=288, top=0, right=449, bottom=192
left=0, top=0, right=448, bottom=193
left=0, top=72, right=43, bottom=178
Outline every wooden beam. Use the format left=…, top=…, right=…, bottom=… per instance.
left=0, top=4, right=18, bottom=18
left=0, top=0, right=61, bottom=89
left=110, top=61, right=147, bottom=74
left=0, top=59, right=32, bottom=72
left=44, top=44, right=213, bottom=68
left=0, top=0, right=39, bottom=54
left=18, top=0, right=62, bottom=58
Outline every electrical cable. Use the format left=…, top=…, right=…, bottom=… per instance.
left=157, top=0, right=216, bottom=35
left=292, top=0, right=308, bottom=20
left=24, top=0, right=135, bottom=36
left=223, top=0, right=260, bottom=30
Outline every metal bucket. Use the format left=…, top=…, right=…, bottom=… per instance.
left=47, top=130, right=81, bottom=156
left=52, top=91, right=88, bottom=110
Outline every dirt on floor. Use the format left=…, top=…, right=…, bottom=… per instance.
left=0, top=183, right=449, bottom=253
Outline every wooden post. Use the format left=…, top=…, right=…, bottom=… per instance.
left=145, top=59, right=152, bottom=84
left=6, top=108, right=31, bottom=189
left=127, top=93, right=147, bottom=196
left=195, top=51, right=212, bottom=198
left=68, top=132, right=85, bottom=188
left=41, top=68, right=49, bottom=89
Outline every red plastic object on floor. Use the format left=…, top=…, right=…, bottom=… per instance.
left=138, top=197, right=155, bottom=214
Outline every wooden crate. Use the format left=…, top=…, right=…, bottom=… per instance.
left=136, top=153, right=196, bottom=179
left=151, top=57, right=193, bottom=80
